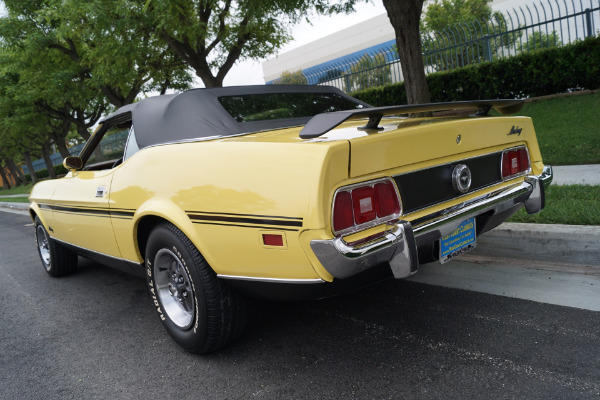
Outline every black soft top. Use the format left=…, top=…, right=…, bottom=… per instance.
left=99, top=85, right=369, bottom=149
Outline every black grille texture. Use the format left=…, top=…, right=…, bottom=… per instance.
left=393, top=152, right=503, bottom=214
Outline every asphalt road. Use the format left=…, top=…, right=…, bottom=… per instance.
left=1, top=211, right=599, bottom=399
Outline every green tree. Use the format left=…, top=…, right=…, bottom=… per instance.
left=422, top=0, right=494, bottom=32
left=420, top=0, right=515, bottom=70
left=143, top=0, right=363, bottom=87
left=274, top=70, right=307, bottom=84
left=347, top=53, right=391, bottom=92
left=0, top=0, right=194, bottom=178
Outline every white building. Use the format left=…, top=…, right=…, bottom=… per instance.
left=262, top=13, right=395, bottom=84
left=261, top=0, right=534, bottom=85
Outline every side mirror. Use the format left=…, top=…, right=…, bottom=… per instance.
left=63, top=156, right=83, bottom=171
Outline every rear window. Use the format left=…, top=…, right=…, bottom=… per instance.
left=218, top=92, right=365, bottom=123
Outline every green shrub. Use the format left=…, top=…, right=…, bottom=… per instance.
left=25, top=164, right=68, bottom=181
left=353, top=36, right=600, bottom=105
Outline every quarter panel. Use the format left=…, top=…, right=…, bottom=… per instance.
left=109, top=139, right=348, bottom=279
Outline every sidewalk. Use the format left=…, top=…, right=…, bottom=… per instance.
left=552, top=164, right=600, bottom=185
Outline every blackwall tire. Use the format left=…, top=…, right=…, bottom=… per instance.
left=34, top=216, right=78, bottom=277
left=145, top=222, right=249, bottom=354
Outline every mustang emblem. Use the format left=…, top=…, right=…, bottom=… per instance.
left=508, top=126, right=522, bottom=136
left=452, top=164, right=472, bottom=194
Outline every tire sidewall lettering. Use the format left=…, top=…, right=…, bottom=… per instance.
left=170, top=245, right=200, bottom=333
left=146, top=259, right=166, bottom=322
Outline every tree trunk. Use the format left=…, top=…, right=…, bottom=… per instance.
left=5, top=159, right=26, bottom=186
left=11, top=159, right=29, bottom=185
left=41, top=142, right=57, bottom=179
left=54, top=139, right=71, bottom=159
left=382, top=0, right=431, bottom=106
left=23, top=151, right=39, bottom=184
left=0, top=167, right=11, bottom=190
left=75, top=120, right=92, bottom=142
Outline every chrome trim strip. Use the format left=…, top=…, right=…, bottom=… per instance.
left=411, top=182, right=530, bottom=237
left=401, top=180, right=503, bottom=217
left=52, top=237, right=140, bottom=266
left=142, top=125, right=305, bottom=151
left=217, top=274, right=324, bottom=284
left=143, top=135, right=225, bottom=150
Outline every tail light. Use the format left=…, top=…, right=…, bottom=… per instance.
left=332, top=178, right=401, bottom=235
left=501, top=146, right=531, bottom=180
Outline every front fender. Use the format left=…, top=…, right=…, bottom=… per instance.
left=29, top=201, right=44, bottom=224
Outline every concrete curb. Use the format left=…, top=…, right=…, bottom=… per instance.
left=468, top=222, right=600, bottom=269
left=0, top=202, right=29, bottom=211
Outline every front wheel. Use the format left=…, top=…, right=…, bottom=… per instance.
left=34, top=216, right=78, bottom=277
left=145, top=222, right=249, bottom=354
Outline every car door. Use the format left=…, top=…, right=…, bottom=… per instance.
left=50, top=120, right=131, bottom=259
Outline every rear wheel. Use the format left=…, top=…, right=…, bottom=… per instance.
left=145, top=222, right=249, bottom=354
left=34, top=217, right=78, bottom=277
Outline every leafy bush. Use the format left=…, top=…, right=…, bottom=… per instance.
left=353, top=36, right=600, bottom=105
left=24, top=164, right=68, bottom=181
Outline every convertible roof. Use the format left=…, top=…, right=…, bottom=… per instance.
left=99, top=85, right=368, bottom=150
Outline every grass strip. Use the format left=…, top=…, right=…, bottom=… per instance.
left=517, top=92, right=600, bottom=166
left=508, top=184, right=600, bottom=225
left=0, top=183, right=34, bottom=196
left=0, top=197, right=29, bottom=203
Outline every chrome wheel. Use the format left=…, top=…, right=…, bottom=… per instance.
left=36, top=225, right=51, bottom=271
left=153, top=248, right=195, bottom=329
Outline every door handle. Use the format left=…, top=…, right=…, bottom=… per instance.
left=95, top=186, right=107, bottom=198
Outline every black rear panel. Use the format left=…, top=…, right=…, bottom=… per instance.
left=394, top=152, right=503, bottom=214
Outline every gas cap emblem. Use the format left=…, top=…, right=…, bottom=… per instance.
left=452, top=164, right=472, bottom=194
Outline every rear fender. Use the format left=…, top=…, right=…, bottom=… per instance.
left=131, top=198, right=202, bottom=263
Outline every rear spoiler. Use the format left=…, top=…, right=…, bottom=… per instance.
left=299, top=99, right=524, bottom=139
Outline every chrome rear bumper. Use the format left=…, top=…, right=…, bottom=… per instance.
left=311, top=166, right=553, bottom=280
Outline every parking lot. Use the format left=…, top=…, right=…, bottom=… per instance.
left=1, top=210, right=599, bottom=399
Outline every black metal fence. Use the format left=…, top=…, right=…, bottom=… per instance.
left=272, top=0, right=600, bottom=92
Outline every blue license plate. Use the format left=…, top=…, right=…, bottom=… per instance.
left=439, top=217, right=476, bottom=264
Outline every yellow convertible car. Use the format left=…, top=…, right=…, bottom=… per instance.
left=29, top=85, right=552, bottom=353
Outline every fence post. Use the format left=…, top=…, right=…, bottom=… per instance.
left=484, top=35, right=492, bottom=61
left=584, top=8, right=592, bottom=38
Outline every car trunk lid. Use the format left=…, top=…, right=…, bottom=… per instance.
left=345, top=116, right=538, bottom=178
